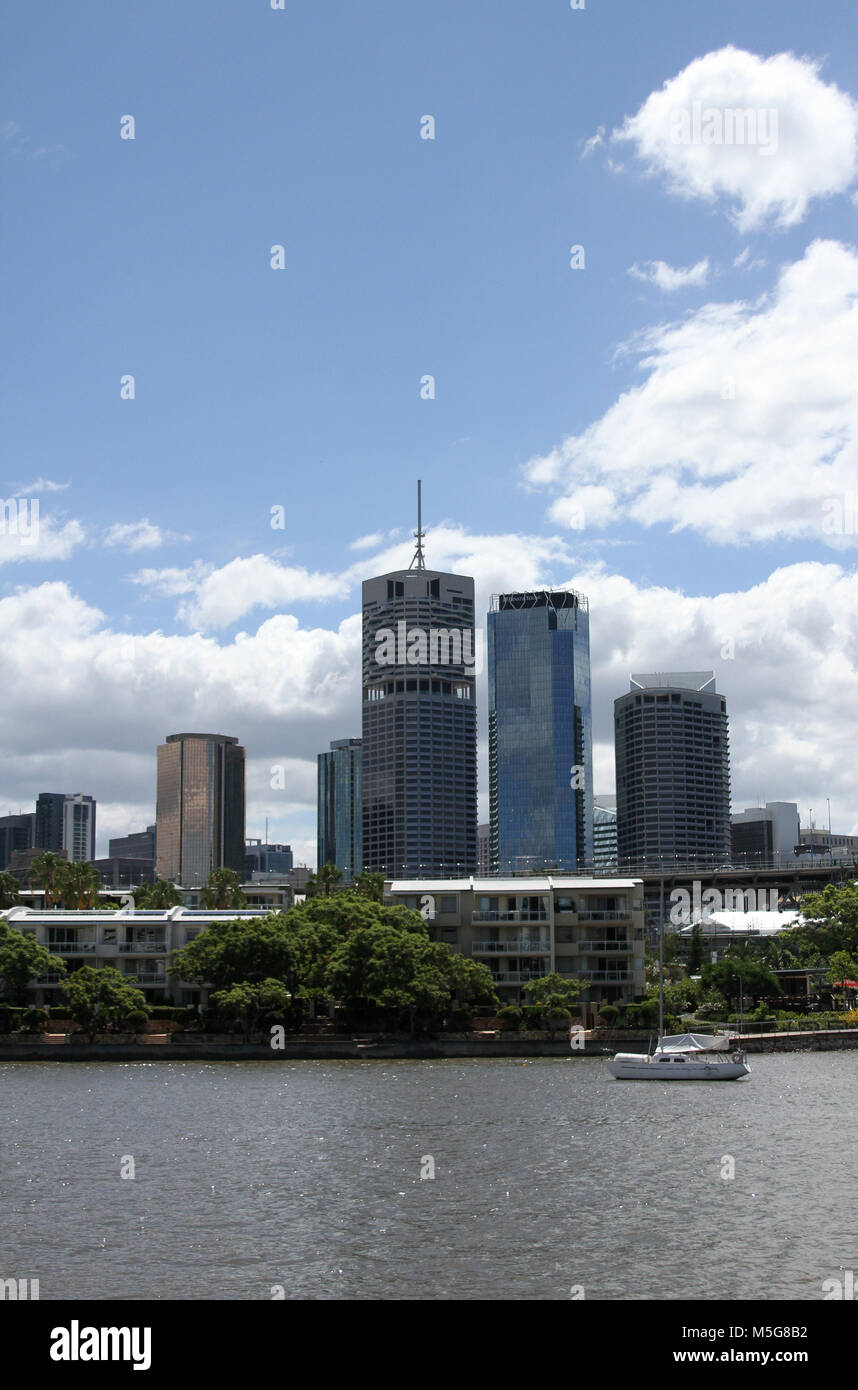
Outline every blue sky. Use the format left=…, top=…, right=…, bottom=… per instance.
left=2, top=1, right=858, bottom=861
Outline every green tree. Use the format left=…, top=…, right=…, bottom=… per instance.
left=686, top=923, right=705, bottom=974
left=199, top=868, right=247, bottom=910
left=353, top=871, right=385, bottom=903
left=0, top=921, right=66, bottom=1003
left=170, top=912, right=300, bottom=992
left=792, top=884, right=858, bottom=959
left=29, top=851, right=68, bottom=908
left=700, top=957, right=780, bottom=1012
left=134, top=880, right=183, bottom=909
left=523, top=972, right=587, bottom=1038
left=827, top=950, right=858, bottom=1005
left=307, top=864, right=343, bottom=897
left=59, top=861, right=101, bottom=910
left=0, top=872, right=20, bottom=908
left=209, top=979, right=292, bottom=1036
left=60, top=965, right=150, bottom=1042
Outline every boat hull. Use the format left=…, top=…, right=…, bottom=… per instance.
left=607, top=1055, right=750, bottom=1081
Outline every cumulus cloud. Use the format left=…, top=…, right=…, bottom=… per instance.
left=526, top=239, right=858, bottom=547
left=0, top=514, right=84, bottom=565
left=629, top=257, right=710, bottom=291
left=16, top=478, right=71, bottom=494
left=105, top=519, right=190, bottom=552
left=613, top=46, right=858, bottom=229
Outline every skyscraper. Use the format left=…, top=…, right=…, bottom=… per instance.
left=0, top=812, right=34, bottom=870
left=155, top=733, right=245, bottom=886
left=488, top=589, right=593, bottom=874
left=317, top=738, right=362, bottom=880
left=361, top=486, right=477, bottom=876
left=614, top=672, right=731, bottom=870
left=35, top=793, right=96, bottom=862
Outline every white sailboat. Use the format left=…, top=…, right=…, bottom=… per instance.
left=606, top=878, right=750, bottom=1082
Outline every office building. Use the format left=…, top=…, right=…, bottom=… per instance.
left=35, top=793, right=96, bottom=863
left=731, top=802, right=800, bottom=867
left=593, top=795, right=618, bottom=871
left=615, top=672, right=731, bottom=870
left=477, top=823, right=491, bottom=876
left=361, top=490, right=477, bottom=876
left=796, top=826, right=858, bottom=865
left=244, top=839, right=294, bottom=877
left=155, top=733, right=245, bottom=886
left=109, top=825, right=156, bottom=865
left=0, top=813, right=34, bottom=870
left=488, top=589, right=593, bottom=874
left=317, top=739, right=362, bottom=880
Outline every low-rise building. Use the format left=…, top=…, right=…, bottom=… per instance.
left=384, top=876, right=646, bottom=1005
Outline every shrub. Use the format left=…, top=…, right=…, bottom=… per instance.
left=496, top=1005, right=522, bottom=1031
left=519, top=1004, right=544, bottom=1030
left=125, top=1010, right=149, bottom=1033
left=446, top=1006, right=474, bottom=1031
left=20, top=1006, right=50, bottom=1034
left=598, top=1004, right=619, bottom=1025
left=0, top=1004, right=23, bottom=1034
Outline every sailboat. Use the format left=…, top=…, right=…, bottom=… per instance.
left=606, top=879, right=750, bottom=1082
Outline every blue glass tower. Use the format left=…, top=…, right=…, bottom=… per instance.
left=488, top=590, right=593, bottom=874
left=317, top=738, right=363, bottom=881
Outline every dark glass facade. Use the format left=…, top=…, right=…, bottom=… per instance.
left=35, top=793, right=96, bottom=862
left=488, top=590, right=593, bottom=873
left=362, top=568, right=477, bottom=876
left=155, top=733, right=245, bottom=886
left=614, top=673, right=731, bottom=870
left=317, top=739, right=362, bottom=880
left=0, top=813, right=34, bottom=870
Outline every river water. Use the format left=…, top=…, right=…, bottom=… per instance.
left=1, top=1055, right=855, bottom=1300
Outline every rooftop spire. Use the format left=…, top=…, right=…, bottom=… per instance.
left=409, top=479, right=426, bottom=570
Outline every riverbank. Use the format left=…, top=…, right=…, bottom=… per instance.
left=2, top=1027, right=858, bottom=1059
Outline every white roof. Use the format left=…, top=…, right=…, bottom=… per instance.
left=678, top=910, right=802, bottom=936
left=387, top=876, right=641, bottom=893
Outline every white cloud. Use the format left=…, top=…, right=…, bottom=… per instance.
left=105, top=519, right=190, bottom=552
left=628, top=257, right=710, bottom=291
left=581, top=125, right=606, bottom=157
left=16, top=478, right=71, bottom=494
left=0, top=515, right=84, bottom=565
left=526, top=239, right=858, bottom=547
left=613, top=46, right=858, bottom=230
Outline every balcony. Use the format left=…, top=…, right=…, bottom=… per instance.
left=472, top=910, right=548, bottom=924
left=118, top=941, right=167, bottom=953
left=127, top=973, right=167, bottom=986
left=472, top=939, right=551, bottom=954
left=490, top=970, right=548, bottom=985
left=577, top=910, right=630, bottom=921
left=577, top=940, right=633, bottom=952
left=47, top=941, right=96, bottom=954
left=579, top=970, right=632, bottom=983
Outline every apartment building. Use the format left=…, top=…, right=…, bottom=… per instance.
left=384, top=876, right=646, bottom=1005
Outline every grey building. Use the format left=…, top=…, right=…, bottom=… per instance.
left=615, top=672, right=731, bottom=871
left=593, top=795, right=618, bottom=871
left=244, top=840, right=294, bottom=877
left=109, top=825, right=156, bottom=865
left=317, top=739, right=362, bottom=881
left=35, top=793, right=96, bottom=863
left=155, top=733, right=245, bottom=887
left=361, top=510, right=477, bottom=876
left=477, top=823, right=491, bottom=877
left=488, top=589, right=593, bottom=875
left=91, top=857, right=156, bottom=889
left=731, top=802, right=800, bottom=868
left=0, top=813, right=34, bottom=870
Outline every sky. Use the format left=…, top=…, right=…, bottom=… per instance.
left=2, top=0, right=857, bottom=864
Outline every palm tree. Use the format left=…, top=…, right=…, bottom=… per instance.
left=353, top=871, right=384, bottom=903
left=0, top=871, right=20, bottom=908
left=29, top=852, right=68, bottom=909
left=135, top=880, right=182, bottom=909
left=199, top=868, right=247, bottom=910
left=62, top=861, right=101, bottom=910
left=314, top=863, right=343, bottom=897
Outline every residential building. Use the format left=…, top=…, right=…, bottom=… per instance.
left=384, top=876, right=646, bottom=1006
left=0, top=813, right=34, bottom=870
left=488, top=590, right=593, bottom=875
left=317, top=739, right=362, bottom=881
left=361, top=502, right=477, bottom=876
left=35, top=793, right=96, bottom=863
left=615, top=672, right=731, bottom=870
left=731, top=802, right=800, bottom=867
left=155, top=733, right=245, bottom=887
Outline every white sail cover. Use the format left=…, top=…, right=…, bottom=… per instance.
left=655, top=1032, right=731, bottom=1054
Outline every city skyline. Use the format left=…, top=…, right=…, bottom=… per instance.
left=2, top=5, right=858, bottom=865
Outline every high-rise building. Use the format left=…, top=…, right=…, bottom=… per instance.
left=35, top=793, right=96, bottom=862
left=244, top=839, right=294, bottom=877
left=361, top=486, right=477, bottom=876
left=0, top=812, right=34, bottom=870
left=593, top=795, right=618, bottom=871
left=109, top=825, right=156, bottom=865
left=488, top=590, right=593, bottom=875
left=155, top=733, right=245, bottom=886
left=615, top=672, right=731, bottom=870
left=477, top=823, right=491, bottom=876
left=317, top=739, right=362, bottom=881
left=731, top=802, right=799, bottom=867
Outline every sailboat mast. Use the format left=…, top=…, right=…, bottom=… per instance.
left=658, top=873, right=665, bottom=1039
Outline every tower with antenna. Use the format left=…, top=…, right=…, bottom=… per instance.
left=360, top=482, right=477, bottom=878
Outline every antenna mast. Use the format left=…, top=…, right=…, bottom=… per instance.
left=409, top=479, right=426, bottom=570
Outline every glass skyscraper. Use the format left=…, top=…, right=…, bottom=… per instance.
left=361, top=566, right=477, bottom=876
left=488, top=590, right=593, bottom=874
left=317, top=738, right=362, bottom=881
left=155, top=733, right=245, bottom=886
